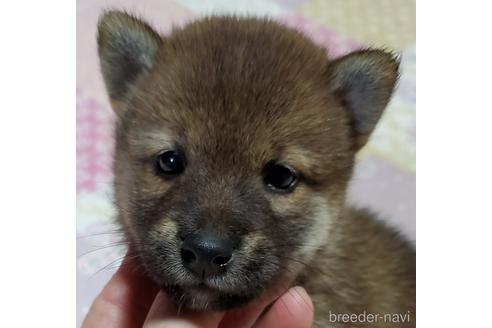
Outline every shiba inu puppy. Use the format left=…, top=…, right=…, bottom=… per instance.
left=97, top=11, right=415, bottom=327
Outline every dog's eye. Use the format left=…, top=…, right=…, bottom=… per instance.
left=263, top=161, right=298, bottom=192
left=155, top=151, right=185, bottom=175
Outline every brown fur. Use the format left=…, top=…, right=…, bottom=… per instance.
left=298, top=208, right=415, bottom=327
left=97, top=11, right=415, bottom=327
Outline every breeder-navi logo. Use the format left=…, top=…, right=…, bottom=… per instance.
left=328, top=311, right=412, bottom=324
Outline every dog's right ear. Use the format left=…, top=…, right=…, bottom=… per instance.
left=97, top=11, right=162, bottom=111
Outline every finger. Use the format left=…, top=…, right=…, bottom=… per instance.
left=219, top=283, right=289, bottom=328
left=253, top=286, right=313, bottom=328
left=217, top=298, right=268, bottom=328
left=144, top=290, right=225, bottom=328
left=82, top=253, right=159, bottom=328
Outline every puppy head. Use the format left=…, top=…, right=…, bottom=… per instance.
left=98, top=11, right=399, bottom=310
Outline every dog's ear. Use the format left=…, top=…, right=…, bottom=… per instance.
left=97, top=11, right=162, bottom=110
left=329, top=50, right=400, bottom=150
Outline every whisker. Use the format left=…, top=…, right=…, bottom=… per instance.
left=288, top=286, right=312, bottom=312
left=77, top=228, right=125, bottom=239
left=177, top=293, right=186, bottom=315
left=279, top=292, right=294, bottom=318
left=77, top=240, right=129, bottom=259
left=89, top=253, right=130, bottom=279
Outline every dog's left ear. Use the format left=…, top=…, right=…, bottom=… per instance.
left=328, top=50, right=400, bottom=150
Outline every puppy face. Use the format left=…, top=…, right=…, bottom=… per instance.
left=98, top=12, right=398, bottom=310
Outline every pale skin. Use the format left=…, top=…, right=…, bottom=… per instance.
left=82, top=254, right=314, bottom=328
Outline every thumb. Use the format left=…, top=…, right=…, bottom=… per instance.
left=253, top=286, right=314, bottom=328
left=143, top=291, right=225, bottom=328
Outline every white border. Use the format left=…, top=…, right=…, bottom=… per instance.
left=0, top=0, right=75, bottom=326
left=418, top=0, right=492, bottom=326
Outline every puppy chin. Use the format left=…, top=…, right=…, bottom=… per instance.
left=182, top=287, right=221, bottom=311
left=162, top=284, right=256, bottom=311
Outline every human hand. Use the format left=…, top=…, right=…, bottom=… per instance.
left=82, top=254, right=314, bottom=328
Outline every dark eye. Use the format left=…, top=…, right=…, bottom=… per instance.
left=155, top=150, right=185, bottom=175
left=263, top=161, right=298, bottom=192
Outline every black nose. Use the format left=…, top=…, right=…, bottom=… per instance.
left=181, top=232, right=234, bottom=278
